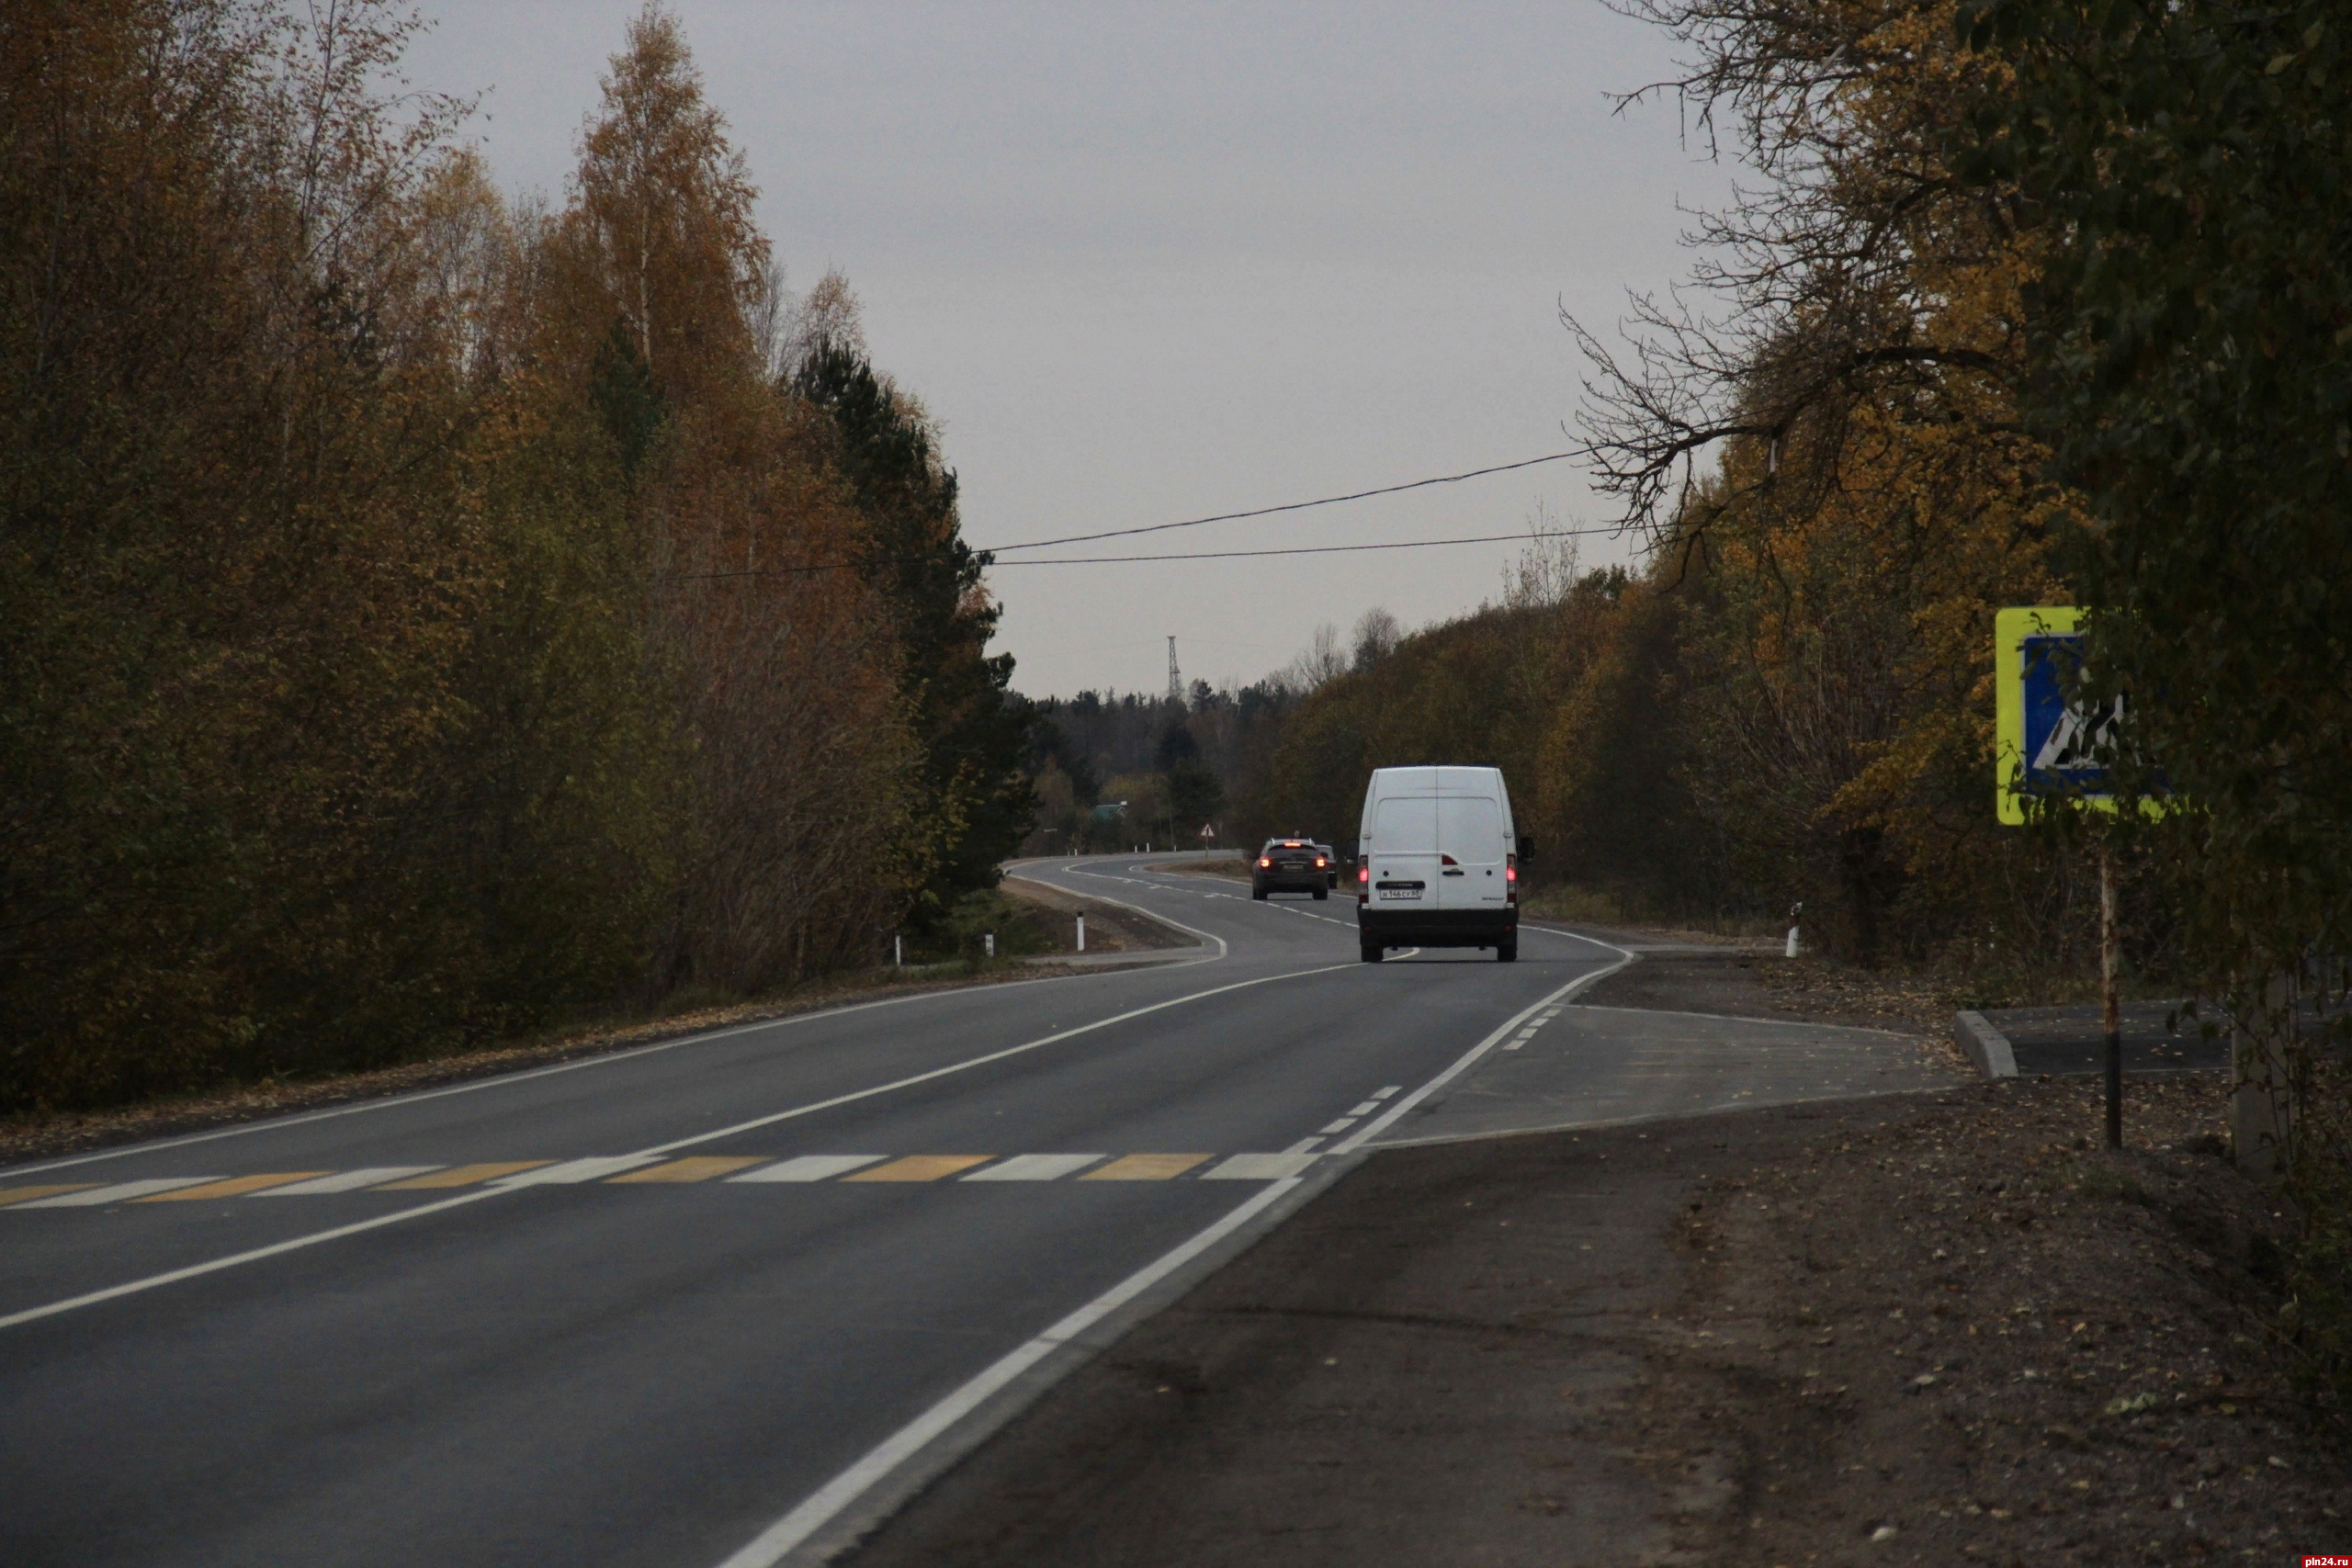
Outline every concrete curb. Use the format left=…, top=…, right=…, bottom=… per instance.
left=1952, top=1010, right=2018, bottom=1080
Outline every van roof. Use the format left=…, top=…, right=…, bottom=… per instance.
left=1364, top=764, right=1508, bottom=795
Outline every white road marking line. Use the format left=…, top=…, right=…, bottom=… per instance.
left=1333, top=937, right=1638, bottom=1154
left=1282, top=1136, right=1328, bottom=1155
left=252, top=1168, right=442, bottom=1195
left=1011, top=870, right=1230, bottom=960
left=706, top=927, right=1634, bottom=1567
left=16, top=1178, right=223, bottom=1208
left=959, top=1154, right=1106, bottom=1182
left=1345, top=1100, right=1380, bottom=1117
left=1201, top=1152, right=1321, bottom=1180
left=0, top=946, right=1159, bottom=1181
left=629, top=960, right=1356, bottom=1158
left=729, top=1156, right=888, bottom=1183
left=490, top=1156, right=663, bottom=1186
left=1317, top=1118, right=1357, bottom=1134
left=1371, top=1086, right=1401, bottom=1100
left=0, top=953, right=1363, bottom=1331
left=711, top=1177, right=1304, bottom=1568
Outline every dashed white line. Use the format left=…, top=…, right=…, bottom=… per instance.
left=1331, top=937, right=1638, bottom=1153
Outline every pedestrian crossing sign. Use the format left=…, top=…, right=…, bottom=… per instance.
left=2000, top=605, right=2096, bottom=822
left=1996, top=605, right=2144, bottom=824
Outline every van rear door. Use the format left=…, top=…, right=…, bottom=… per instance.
left=1368, top=784, right=1438, bottom=914
left=1433, top=793, right=1507, bottom=912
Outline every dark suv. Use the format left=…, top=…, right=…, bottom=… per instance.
left=1251, top=838, right=1329, bottom=900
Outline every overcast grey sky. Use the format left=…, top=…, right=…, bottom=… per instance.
left=401, top=2, right=1724, bottom=698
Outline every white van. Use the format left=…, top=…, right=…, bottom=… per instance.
left=1354, top=765, right=1526, bottom=963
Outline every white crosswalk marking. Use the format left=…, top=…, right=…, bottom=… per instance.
left=4, top=1150, right=1342, bottom=1204
left=254, top=1168, right=443, bottom=1195
left=491, top=1156, right=662, bottom=1186
left=729, top=1156, right=888, bottom=1183
left=17, top=1179, right=223, bottom=1208
left=959, top=1154, right=1106, bottom=1182
left=1201, top=1153, right=1320, bottom=1180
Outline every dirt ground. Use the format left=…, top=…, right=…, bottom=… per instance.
left=999, top=877, right=1195, bottom=952
left=1574, top=942, right=1962, bottom=1042
left=847, top=956, right=2348, bottom=1568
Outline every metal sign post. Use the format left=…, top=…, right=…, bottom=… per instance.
left=1996, top=607, right=2134, bottom=1149
left=2100, top=846, right=2120, bottom=1149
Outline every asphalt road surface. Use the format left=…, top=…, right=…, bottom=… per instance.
left=0, top=854, right=1939, bottom=1567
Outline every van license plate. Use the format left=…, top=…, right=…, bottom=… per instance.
left=1375, top=887, right=1421, bottom=900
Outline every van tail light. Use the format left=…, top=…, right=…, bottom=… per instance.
left=1358, top=863, right=1370, bottom=905
left=1507, top=854, right=1519, bottom=904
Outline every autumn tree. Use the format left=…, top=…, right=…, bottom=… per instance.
left=791, top=291, right=1033, bottom=926
left=553, top=6, right=916, bottom=990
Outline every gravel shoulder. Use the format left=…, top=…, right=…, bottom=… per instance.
left=845, top=954, right=2347, bottom=1568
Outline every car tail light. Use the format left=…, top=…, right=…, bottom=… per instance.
left=1315, top=856, right=1327, bottom=868
left=1258, top=856, right=1272, bottom=868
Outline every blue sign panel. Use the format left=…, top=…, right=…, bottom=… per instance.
left=2018, top=633, right=2121, bottom=795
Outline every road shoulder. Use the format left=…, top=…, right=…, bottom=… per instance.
left=844, top=968, right=2342, bottom=1567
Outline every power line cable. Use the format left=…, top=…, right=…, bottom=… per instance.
left=988, top=525, right=1621, bottom=567
left=669, top=525, right=1620, bottom=581
left=662, top=450, right=1604, bottom=581
left=982, top=450, right=1580, bottom=553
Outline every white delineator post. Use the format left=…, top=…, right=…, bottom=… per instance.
left=1785, top=900, right=1803, bottom=959
left=893, top=933, right=901, bottom=968
left=1075, top=913, right=1086, bottom=953
left=984, top=931, right=996, bottom=960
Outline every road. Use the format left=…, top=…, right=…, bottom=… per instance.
left=0, top=855, right=1935, bottom=1567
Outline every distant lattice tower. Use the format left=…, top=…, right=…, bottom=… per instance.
left=1167, top=637, right=1182, bottom=705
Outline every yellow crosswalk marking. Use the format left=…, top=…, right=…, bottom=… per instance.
left=137, top=1173, right=329, bottom=1201
left=607, top=1156, right=766, bottom=1184
left=842, top=1156, right=992, bottom=1182
left=0, top=1184, right=97, bottom=1208
left=1080, top=1154, right=1212, bottom=1181
left=379, top=1162, right=551, bottom=1190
